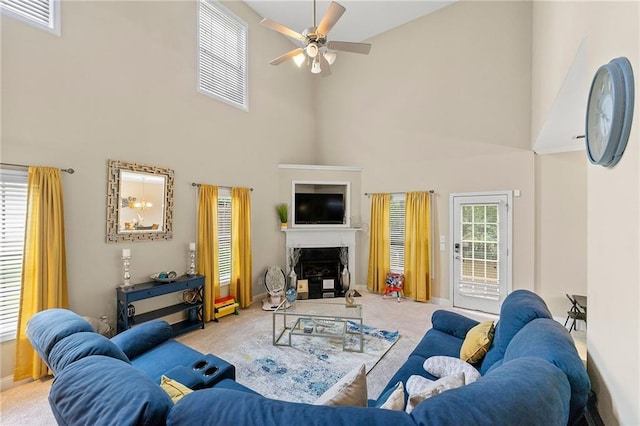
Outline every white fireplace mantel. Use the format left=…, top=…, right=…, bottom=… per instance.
left=283, top=227, right=359, bottom=285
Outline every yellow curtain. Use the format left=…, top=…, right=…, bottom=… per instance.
left=197, top=185, right=219, bottom=322
left=231, top=187, right=252, bottom=308
left=367, top=193, right=390, bottom=293
left=405, top=191, right=432, bottom=302
left=14, top=167, right=68, bottom=381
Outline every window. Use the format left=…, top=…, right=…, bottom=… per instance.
left=0, top=0, right=60, bottom=35
left=389, top=194, right=405, bottom=273
left=218, top=189, right=232, bottom=285
left=198, top=0, right=248, bottom=111
left=0, top=169, right=28, bottom=342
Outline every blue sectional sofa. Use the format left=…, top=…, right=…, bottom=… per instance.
left=28, top=290, right=589, bottom=425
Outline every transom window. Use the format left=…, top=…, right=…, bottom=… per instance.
left=198, top=0, right=248, bottom=111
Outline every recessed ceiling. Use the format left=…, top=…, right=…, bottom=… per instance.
left=244, top=1, right=456, bottom=43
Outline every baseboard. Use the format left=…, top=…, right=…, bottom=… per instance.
left=430, top=297, right=451, bottom=306
left=1, top=375, right=31, bottom=392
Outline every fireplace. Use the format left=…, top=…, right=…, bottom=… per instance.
left=283, top=227, right=358, bottom=299
left=295, top=248, right=345, bottom=298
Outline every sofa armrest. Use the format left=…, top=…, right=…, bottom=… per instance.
left=431, top=310, right=480, bottom=340
left=111, top=320, right=172, bottom=359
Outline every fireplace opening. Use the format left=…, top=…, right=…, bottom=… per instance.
left=295, top=247, right=347, bottom=299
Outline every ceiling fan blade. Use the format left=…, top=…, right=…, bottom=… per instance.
left=317, top=2, right=346, bottom=36
left=327, top=41, right=372, bottom=55
left=268, top=48, right=304, bottom=66
left=319, top=54, right=332, bottom=77
left=260, top=18, right=305, bottom=42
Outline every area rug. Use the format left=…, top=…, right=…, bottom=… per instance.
left=218, top=321, right=399, bottom=403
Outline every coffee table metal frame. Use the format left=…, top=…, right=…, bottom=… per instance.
left=272, top=300, right=364, bottom=353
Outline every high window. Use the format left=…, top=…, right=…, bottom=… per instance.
left=217, top=189, right=232, bottom=285
left=0, top=169, right=28, bottom=342
left=198, top=0, right=248, bottom=111
left=0, top=0, right=60, bottom=35
left=389, top=194, right=405, bottom=273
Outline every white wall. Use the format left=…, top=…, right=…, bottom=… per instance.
left=532, top=2, right=640, bottom=424
left=315, top=1, right=536, bottom=302
left=0, top=0, right=314, bottom=379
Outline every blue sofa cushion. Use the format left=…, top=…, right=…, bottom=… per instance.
left=480, top=290, right=552, bottom=374
left=411, top=357, right=571, bottom=426
left=49, top=355, right=173, bottom=426
left=167, top=388, right=414, bottom=426
left=111, top=319, right=172, bottom=360
left=130, top=339, right=216, bottom=382
left=410, top=328, right=464, bottom=360
left=430, top=310, right=480, bottom=340
left=47, top=332, right=130, bottom=374
left=503, top=318, right=590, bottom=424
left=26, top=309, right=94, bottom=366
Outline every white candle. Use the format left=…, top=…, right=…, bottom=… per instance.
left=189, top=242, right=196, bottom=251
left=122, top=248, right=131, bottom=257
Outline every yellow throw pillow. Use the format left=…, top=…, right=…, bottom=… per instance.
left=160, top=375, right=193, bottom=403
left=460, top=321, right=495, bottom=364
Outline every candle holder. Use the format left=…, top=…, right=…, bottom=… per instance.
left=121, top=255, right=133, bottom=290
left=187, top=248, right=196, bottom=276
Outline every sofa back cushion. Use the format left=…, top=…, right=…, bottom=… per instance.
left=411, top=357, right=571, bottom=426
left=26, top=309, right=94, bottom=368
left=49, top=355, right=173, bottom=426
left=503, top=318, right=590, bottom=424
left=111, top=319, right=173, bottom=360
left=47, top=332, right=130, bottom=375
left=480, top=290, right=552, bottom=374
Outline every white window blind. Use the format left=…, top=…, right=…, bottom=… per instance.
left=390, top=194, right=405, bottom=274
left=198, top=0, right=248, bottom=111
left=0, top=169, right=28, bottom=342
left=0, top=0, right=59, bottom=35
left=218, top=190, right=232, bottom=285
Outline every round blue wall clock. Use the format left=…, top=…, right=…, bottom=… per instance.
left=585, top=57, right=635, bottom=167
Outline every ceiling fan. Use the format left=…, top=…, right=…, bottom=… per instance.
left=260, top=1, right=372, bottom=77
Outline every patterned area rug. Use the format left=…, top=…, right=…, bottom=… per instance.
left=218, top=321, right=399, bottom=403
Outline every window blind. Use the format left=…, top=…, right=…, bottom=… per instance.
left=0, top=0, right=58, bottom=34
left=390, top=194, right=405, bottom=273
left=0, top=169, right=27, bottom=342
left=198, top=0, right=248, bottom=111
left=217, top=192, right=232, bottom=285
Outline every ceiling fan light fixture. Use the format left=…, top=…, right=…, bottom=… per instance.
left=306, top=42, right=319, bottom=58
left=293, top=52, right=305, bottom=67
left=311, top=57, right=321, bottom=74
left=323, top=50, right=337, bottom=65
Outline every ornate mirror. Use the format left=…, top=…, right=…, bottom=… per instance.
left=106, top=159, right=174, bottom=242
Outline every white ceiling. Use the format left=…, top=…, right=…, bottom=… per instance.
left=244, top=1, right=455, bottom=43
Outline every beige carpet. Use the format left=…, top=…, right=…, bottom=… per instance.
left=0, top=285, right=491, bottom=424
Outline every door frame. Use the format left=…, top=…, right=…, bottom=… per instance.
left=449, top=191, right=513, bottom=312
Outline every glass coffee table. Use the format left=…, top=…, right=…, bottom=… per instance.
left=272, top=300, right=363, bottom=352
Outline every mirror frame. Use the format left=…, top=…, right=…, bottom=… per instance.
left=106, top=159, right=174, bottom=243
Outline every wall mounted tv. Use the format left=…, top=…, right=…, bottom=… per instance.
left=294, top=193, right=345, bottom=225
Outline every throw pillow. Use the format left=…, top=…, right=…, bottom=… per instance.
left=423, top=356, right=481, bottom=384
left=405, top=372, right=465, bottom=414
left=375, top=381, right=405, bottom=411
left=460, top=320, right=495, bottom=364
left=314, top=364, right=367, bottom=407
left=160, top=375, right=193, bottom=403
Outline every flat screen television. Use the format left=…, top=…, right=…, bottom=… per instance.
left=294, top=193, right=344, bottom=225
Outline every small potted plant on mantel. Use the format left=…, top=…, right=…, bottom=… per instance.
left=277, top=204, right=288, bottom=229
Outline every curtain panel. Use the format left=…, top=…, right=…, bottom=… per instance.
left=404, top=191, right=432, bottom=302
left=197, top=185, right=219, bottom=321
left=367, top=193, right=390, bottom=293
left=231, top=187, right=252, bottom=308
left=14, top=167, right=68, bottom=381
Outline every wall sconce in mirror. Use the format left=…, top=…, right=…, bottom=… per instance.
left=106, top=159, right=174, bottom=242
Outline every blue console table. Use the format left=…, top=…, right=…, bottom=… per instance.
left=116, top=274, right=205, bottom=336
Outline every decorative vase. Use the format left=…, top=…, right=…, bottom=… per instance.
left=340, top=266, right=350, bottom=293
left=286, top=269, right=298, bottom=302
left=285, top=286, right=298, bottom=303
left=280, top=222, right=287, bottom=229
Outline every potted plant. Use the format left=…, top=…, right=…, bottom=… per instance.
left=277, top=204, right=288, bottom=229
